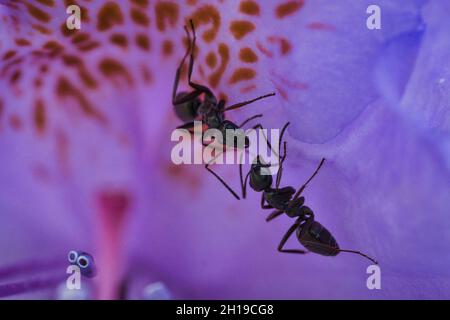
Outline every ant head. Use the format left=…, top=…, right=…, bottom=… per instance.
left=204, top=94, right=218, bottom=107
left=173, top=92, right=201, bottom=122
left=249, top=156, right=273, bottom=192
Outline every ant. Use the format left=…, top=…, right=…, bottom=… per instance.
left=172, top=20, right=275, bottom=200
left=240, top=123, right=378, bottom=264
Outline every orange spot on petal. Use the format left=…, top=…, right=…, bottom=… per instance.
left=229, top=68, right=256, bottom=84
left=34, top=100, right=46, bottom=134
left=239, top=0, right=260, bottom=16
left=276, top=1, right=304, bottom=19
left=239, top=47, right=258, bottom=63
left=307, top=22, right=336, bottom=31
left=230, top=20, right=255, bottom=40
left=189, top=5, right=221, bottom=43
left=155, top=1, right=179, bottom=31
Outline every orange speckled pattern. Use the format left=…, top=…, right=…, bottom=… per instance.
left=0, top=0, right=310, bottom=299
left=0, top=0, right=305, bottom=141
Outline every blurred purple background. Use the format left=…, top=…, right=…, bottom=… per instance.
left=0, top=0, right=449, bottom=299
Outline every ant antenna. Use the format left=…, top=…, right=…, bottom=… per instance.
left=183, top=25, right=191, bottom=56
left=278, top=122, right=290, bottom=155
left=293, top=158, right=326, bottom=200
left=339, top=249, right=378, bottom=265
left=189, top=19, right=196, bottom=36
left=224, top=93, right=276, bottom=112
left=278, top=122, right=290, bottom=165
left=302, top=241, right=378, bottom=264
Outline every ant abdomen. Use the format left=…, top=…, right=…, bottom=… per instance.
left=174, top=92, right=200, bottom=122
left=298, top=220, right=340, bottom=257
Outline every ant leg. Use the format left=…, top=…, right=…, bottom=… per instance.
left=275, top=141, right=287, bottom=189
left=251, top=122, right=289, bottom=172
left=205, top=149, right=241, bottom=200
left=238, top=143, right=258, bottom=200
left=278, top=123, right=290, bottom=150
left=275, top=123, right=290, bottom=189
left=293, top=158, right=326, bottom=200
left=278, top=223, right=308, bottom=254
left=239, top=162, right=246, bottom=199
left=238, top=149, right=250, bottom=199
left=172, top=23, right=209, bottom=106
left=266, top=210, right=284, bottom=222
left=246, top=122, right=289, bottom=190
left=249, top=123, right=275, bottom=153
left=173, top=89, right=204, bottom=105
left=261, top=193, right=273, bottom=209
left=184, top=20, right=215, bottom=97
left=240, top=163, right=252, bottom=199
left=172, top=25, right=192, bottom=104
left=239, top=160, right=245, bottom=198
left=225, top=93, right=276, bottom=112
left=277, top=122, right=289, bottom=162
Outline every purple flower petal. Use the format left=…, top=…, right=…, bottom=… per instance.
left=0, top=0, right=449, bottom=300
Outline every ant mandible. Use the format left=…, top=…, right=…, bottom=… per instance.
left=172, top=20, right=276, bottom=200
left=240, top=123, right=378, bottom=264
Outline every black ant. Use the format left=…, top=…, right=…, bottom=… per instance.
left=240, top=123, right=378, bottom=264
left=172, top=20, right=275, bottom=200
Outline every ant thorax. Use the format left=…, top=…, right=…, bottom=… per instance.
left=264, top=186, right=296, bottom=211
left=285, top=197, right=308, bottom=218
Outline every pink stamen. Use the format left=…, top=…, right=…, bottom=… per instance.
left=95, top=190, right=131, bottom=300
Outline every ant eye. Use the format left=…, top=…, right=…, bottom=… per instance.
left=68, top=250, right=78, bottom=264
